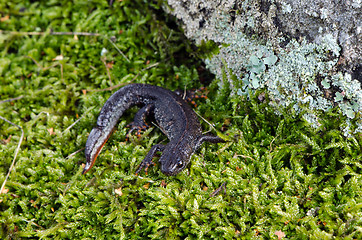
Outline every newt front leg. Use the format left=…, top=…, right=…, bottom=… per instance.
left=135, top=144, right=166, bottom=175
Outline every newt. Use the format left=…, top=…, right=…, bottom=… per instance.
left=83, top=83, right=224, bottom=176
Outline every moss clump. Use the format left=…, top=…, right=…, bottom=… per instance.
left=0, top=0, right=361, bottom=239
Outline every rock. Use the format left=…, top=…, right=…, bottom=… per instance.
left=165, top=0, right=362, bottom=135
left=166, top=0, right=360, bottom=78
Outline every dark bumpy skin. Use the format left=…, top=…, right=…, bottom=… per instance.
left=84, top=83, right=224, bottom=176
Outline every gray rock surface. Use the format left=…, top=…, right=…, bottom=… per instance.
left=167, top=0, right=360, bottom=77
left=165, top=0, right=362, bottom=135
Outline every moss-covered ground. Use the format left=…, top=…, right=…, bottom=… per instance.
left=1, top=0, right=362, bottom=239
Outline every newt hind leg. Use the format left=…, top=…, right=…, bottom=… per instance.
left=126, top=104, right=154, bottom=140
left=174, top=87, right=208, bottom=107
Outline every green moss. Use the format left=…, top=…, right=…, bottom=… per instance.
left=0, top=0, right=361, bottom=239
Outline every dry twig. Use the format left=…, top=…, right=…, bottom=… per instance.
left=210, top=182, right=227, bottom=197
left=0, top=30, right=101, bottom=36
left=0, top=116, right=24, bottom=194
left=0, top=95, right=24, bottom=104
left=1, top=30, right=129, bottom=62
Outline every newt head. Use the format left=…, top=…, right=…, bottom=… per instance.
left=159, top=143, right=192, bottom=176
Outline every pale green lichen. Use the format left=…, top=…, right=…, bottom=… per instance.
left=281, top=2, right=293, bottom=13
left=206, top=31, right=340, bottom=113
left=203, top=12, right=361, bottom=135
left=263, top=37, right=338, bottom=112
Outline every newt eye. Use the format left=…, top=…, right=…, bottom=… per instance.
left=177, top=160, right=184, bottom=169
